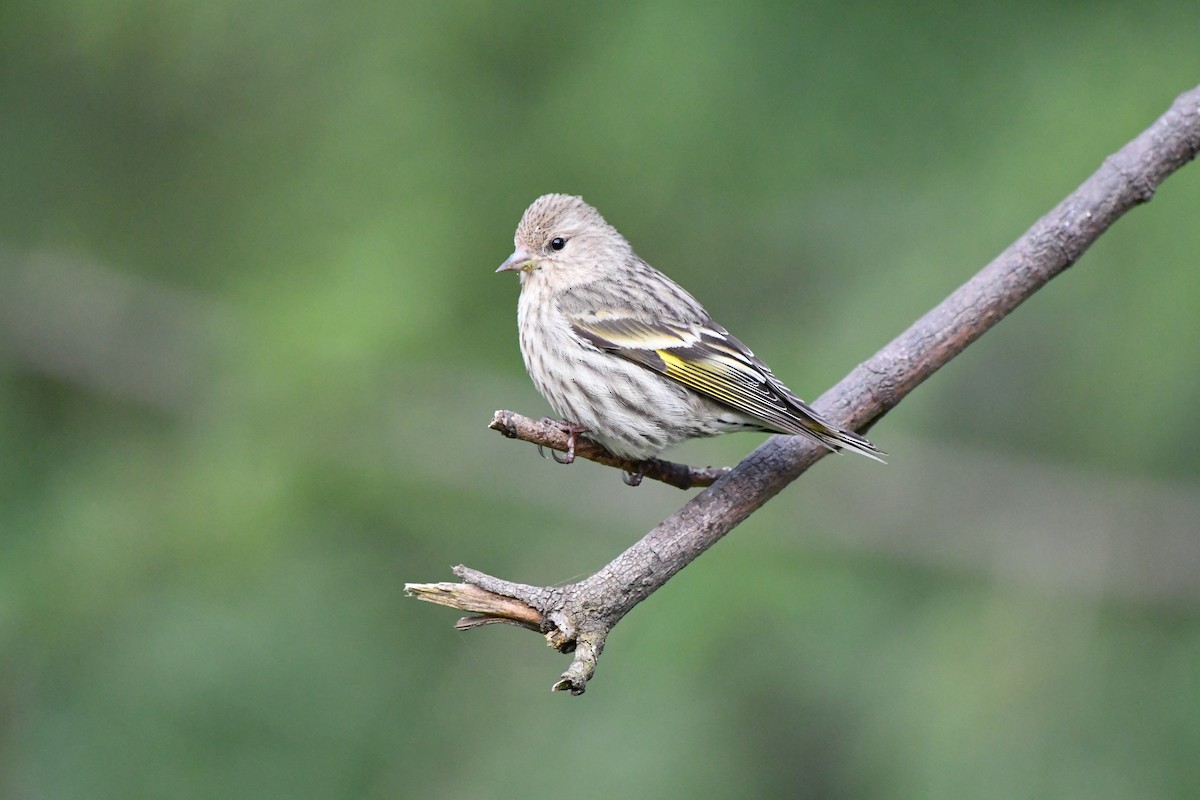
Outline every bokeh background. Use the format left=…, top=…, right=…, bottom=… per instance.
left=2, top=2, right=1198, bottom=798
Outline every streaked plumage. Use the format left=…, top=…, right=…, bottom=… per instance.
left=497, top=194, right=885, bottom=466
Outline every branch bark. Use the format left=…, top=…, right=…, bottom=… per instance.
left=406, top=85, right=1200, bottom=695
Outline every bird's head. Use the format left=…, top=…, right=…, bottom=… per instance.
left=496, top=194, right=629, bottom=285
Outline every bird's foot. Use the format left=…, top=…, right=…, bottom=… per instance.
left=622, top=460, right=652, bottom=487
left=550, top=420, right=589, bottom=464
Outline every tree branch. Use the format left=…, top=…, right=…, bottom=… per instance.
left=406, top=85, right=1200, bottom=695
left=486, top=409, right=731, bottom=489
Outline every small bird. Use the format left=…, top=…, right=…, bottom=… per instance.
left=497, top=194, right=884, bottom=480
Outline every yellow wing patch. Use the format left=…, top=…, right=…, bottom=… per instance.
left=657, top=349, right=767, bottom=408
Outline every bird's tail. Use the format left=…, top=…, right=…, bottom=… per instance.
left=776, top=391, right=887, bottom=463
left=803, top=419, right=887, bottom=463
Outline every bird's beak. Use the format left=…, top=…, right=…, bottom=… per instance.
left=496, top=247, right=537, bottom=273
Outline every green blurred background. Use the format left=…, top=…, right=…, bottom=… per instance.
left=2, top=1, right=1198, bottom=797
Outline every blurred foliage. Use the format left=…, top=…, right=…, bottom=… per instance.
left=1, top=1, right=1198, bottom=798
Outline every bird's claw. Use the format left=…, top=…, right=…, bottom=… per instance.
left=622, top=461, right=651, bottom=487
left=552, top=421, right=588, bottom=465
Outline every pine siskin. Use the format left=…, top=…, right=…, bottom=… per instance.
left=497, top=194, right=885, bottom=476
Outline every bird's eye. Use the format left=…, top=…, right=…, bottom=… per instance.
left=549, top=237, right=567, bottom=251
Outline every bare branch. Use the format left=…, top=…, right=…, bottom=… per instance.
left=404, top=575, right=544, bottom=633
left=413, top=85, right=1200, bottom=694
left=487, top=410, right=731, bottom=489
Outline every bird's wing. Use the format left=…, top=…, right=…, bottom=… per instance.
left=568, top=313, right=885, bottom=462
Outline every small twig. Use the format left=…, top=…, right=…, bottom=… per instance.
left=404, top=576, right=544, bottom=633
left=488, top=410, right=731, bottom=489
